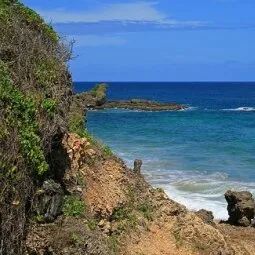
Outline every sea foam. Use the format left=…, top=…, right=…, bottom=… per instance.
left=144, top=169, right=255, bottom=220
left=222, top=107, right=255, bottom=112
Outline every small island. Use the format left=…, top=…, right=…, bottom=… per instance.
left=102, top=99, right=185, bottom=111
left=75, top=83, right=186, bottom=111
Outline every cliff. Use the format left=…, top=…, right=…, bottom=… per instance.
left=1, top=2, right=255, bottom=255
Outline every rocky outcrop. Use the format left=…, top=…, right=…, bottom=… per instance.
left=34, top=180, right=64, bottom=223
left=102, top=99, right=185, bottom=111
left=225, top=190, right=255, bottom=226
left=74, top=83, right=107, bottom=109
left=133, top=159, right=142, bottom=173
left=73, top=85, right=186, bottom=112
left=195, top=209, right=214, bottom=225
left=24, top=133, right=255, bottom=255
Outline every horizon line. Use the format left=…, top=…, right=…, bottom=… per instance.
left=74, top=81, right=255, bottom=83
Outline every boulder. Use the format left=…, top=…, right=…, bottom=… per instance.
left=34, top=179, right=64, bottom=223
left=224, top=190, right=255, bottom=226
left=195, top=209, right=214, bottom=225
left=133, top=159, right=142, bottom=174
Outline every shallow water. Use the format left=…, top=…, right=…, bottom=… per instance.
left=75, top=82, right=255, bottom=219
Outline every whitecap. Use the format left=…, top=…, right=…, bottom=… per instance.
left=179, top=106, right=198, bottom=111
left=222, top=107, right=255, bottom=112
left=144, top=168, right=255, bottom=220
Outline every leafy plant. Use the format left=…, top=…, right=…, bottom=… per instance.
left=0, top=61, right=48, bottom=175
left=41, top=98, right=56, bottom=117
left=62, top=196, right=86, bottom=217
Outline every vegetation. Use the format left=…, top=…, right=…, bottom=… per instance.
left=87, top=220, right=97, bottom=230
left=137, top=203, right=154, bottom=221
left=68, top=112, right=113, bottom=157
left=68, top=113, right=87, bottom=137
left=0, top=1, right=72, bottom=253
left=90, top=83, right=107, bottom=98
left=0, top=61, right=48, bottom=175
left=62, top=196, right=86, bottom=217
left=108, top=235, right=119, bottom=255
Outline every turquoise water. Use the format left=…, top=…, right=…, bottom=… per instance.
left=75, top=82, right=255, bottom=219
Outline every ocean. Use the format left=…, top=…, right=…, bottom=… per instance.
left=75, top=82, right=255, bottom=219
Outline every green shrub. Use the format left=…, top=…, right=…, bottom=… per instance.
left=35, top=59, right=59, bottom=85
left=90, top=83, right=107, bottom=98
left=103, top=145, right=113, bottom=156
left=15, top=2, right=58, bottom=42
left=69, top=113, right=86, bottom=137
left=113, top=206, right=137, bottom=232
left=41, top=98, right=56, bottom=117
left=62, top=196, right=86, bottom=217
left=0, top=61, right=48, bottom=175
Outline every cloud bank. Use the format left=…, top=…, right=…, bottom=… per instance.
left=40, top=1, right=210, bottom=35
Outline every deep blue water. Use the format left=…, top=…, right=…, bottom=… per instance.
left=75, top=82, right=255, bottom=219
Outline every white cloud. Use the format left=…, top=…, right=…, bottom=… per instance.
left=40, top=1, right=210, bottom=35
left=69, top=35, right=127, bottom=47
left=40, top=2, right=167, bottom=23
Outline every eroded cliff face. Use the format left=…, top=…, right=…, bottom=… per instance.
left=25, top=133, right=255, bottom=255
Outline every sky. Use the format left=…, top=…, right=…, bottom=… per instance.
left=21, top=0, right=255, bottom=82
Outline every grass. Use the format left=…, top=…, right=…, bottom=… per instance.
left=137, top=202, right=154, bottom=221
left=87, top=220, right=97, bottom=230
left=108, top=235, right=119, bottom=255
left=112, top=205, right=138, bottom=235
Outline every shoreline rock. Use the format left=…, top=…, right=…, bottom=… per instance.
left=225, top=190, right=255, bottom=227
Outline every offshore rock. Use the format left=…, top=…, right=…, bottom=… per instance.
left=225, top=190, right=255, bottom=226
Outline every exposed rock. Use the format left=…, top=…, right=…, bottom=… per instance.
left=26, top=217, right=110, bottom=255
left=195, top=209, right=214, bottom=225
left=102, top=99, right=186, bottom=111
left=34, top=180, right=64, bottom=223
left=73, top=83, right=107, bottom=109
left=225, top=190, right=255, bottom=226
left=133, top=159, right=142, bottom=173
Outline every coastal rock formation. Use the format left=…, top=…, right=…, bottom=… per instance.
left=74, top=83, right=107, bottom=109
left=102, top=99, right=186, bottom=111
left=225, top=190, right=255, bottom=226
left=133, top=159, right=143, bottom=173
left=195, top=209, right=214, bottom=225
left=33, top=180, right=64, bottom=223
left=72, top=85, right=186, bottom=112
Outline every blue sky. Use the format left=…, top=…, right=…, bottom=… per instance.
left=21, top=0, right=255, bottom=81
